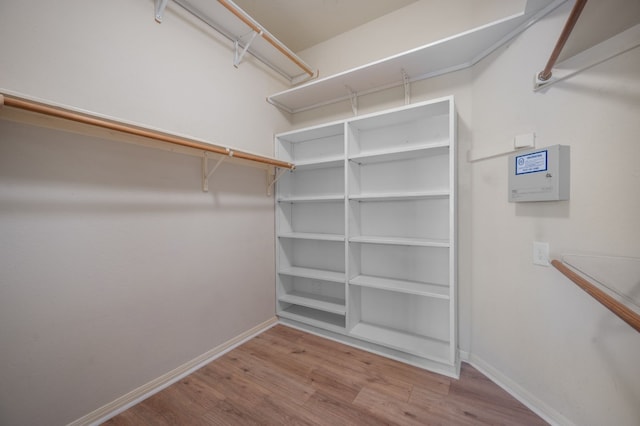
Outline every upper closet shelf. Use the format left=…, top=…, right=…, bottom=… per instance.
left=268, top=0, right=567, bottom=114
left=155, top=0, right=317, bottom=85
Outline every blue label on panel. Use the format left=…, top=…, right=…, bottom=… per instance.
left=515, top=150, right=548, bottom=175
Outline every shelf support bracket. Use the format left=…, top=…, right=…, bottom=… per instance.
left=346, top=86, right=358, bottom=116
left=402, top=69, right=411, bottom=105
left=154, top=0, right=170, bottom=23
left=267, top=167, right=287, bottom=196
left=234, top=30, right=262, bottom=68
left=202, top=151, right=228, bottom=192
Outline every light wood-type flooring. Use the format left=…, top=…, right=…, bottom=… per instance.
left=104, top=325, right=547, bottom=425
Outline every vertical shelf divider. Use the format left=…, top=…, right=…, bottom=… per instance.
left=343, top=121, right=351, bottom=332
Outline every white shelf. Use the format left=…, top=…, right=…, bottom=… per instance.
left=276, top=122, right=344, bottom=143
left=349, top=236, right=450, bottom=248
left=278, top=267, right=345, bottom=283
left=349, top=143, right=449, bottom=164
left=350, top=275, right=449, bottom=299
left=279, top=291, right=346, bottom=315
left=350, top=322, right=450, bottom=363
left=278, top=232, right=345, bottom=242
left=275, top=122, right=344, bottom=164
left=279, top=305, right=345, bottom=330
left=349, top=191, right=449, bottom=202
left=277, top=195, right=345, bottom=203
left=267, top=0, right=566, bottom=113
left=294, top=157, right=344, bottom=170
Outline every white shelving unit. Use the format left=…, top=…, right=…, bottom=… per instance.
left=275, top=97, right=457, bottom=376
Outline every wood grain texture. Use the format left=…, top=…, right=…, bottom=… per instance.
left=1, top=93, right=295, bottom=170
left=552, top=259, right=640, bottom=333
left=104, top=325, right=547, bottom=425
left=538, top=0, right=588, bottom=80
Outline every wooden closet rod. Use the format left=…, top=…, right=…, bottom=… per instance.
left=0, top=93, right=295, bottom=170
left=216, top=0, right=314, bottom=77
left=538, top=0, right=588, bottom=81
left=551, top=259, right=640, bottom=333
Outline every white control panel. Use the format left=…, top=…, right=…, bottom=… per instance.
left=508, top=145, right=570, bottom=202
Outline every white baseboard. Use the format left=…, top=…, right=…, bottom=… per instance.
left=69, top=317, right=278, bottom=426
left=462, top=352, right=574, bottom=426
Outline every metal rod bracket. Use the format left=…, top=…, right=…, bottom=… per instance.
left=346, top=86, right=358, bottom=116
left=267, top=167, right=287, bottom=196
left=234, top=30, right=261, bottom=68
left=155, top=0, right=170, bottom=23
left=402, top=69, right=411, bottom=105
left=202, top=151, right=228, bottom=192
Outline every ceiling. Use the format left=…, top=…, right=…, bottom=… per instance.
left=232, top=0, right=418, bottom=52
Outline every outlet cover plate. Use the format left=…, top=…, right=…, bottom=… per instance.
left=533, top=242, right=549, bottom=266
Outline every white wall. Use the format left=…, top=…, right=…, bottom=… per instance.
left=0, top=1, right=290, bottom=425
left=469, top=4, right=640, bottom=425
left=291, top=1, right=640, bottom=425
left=0, top=0, right=288, bottom=155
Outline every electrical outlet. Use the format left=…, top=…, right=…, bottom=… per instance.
left=533, top=242, right=549, bottom=266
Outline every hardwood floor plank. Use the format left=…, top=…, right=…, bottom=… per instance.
left=448, top=364, right=547, bottom=424
left=196, top=355, right=326, bottom=425
left=410, top=385, right=515, bottom=426
left=289, top=328, right=448, bottom=389
left=192, top=364, right=281, bottom=424
left=217, top=348, right=316, bottom=405
left=173, top=375, right=228, bottom=411
left=239, top=333, right=315, bottom=380
left=269, top=328, right=415, bottom=401
left=110, top=385, right=211, bottom=426
left=104, top=325, right=548, bottom=426
left=103, top=409, right=151, bottom=426
left=353, top=386, right=454, bottom=426
left=409, top=374, right=451, bottom=399
left=302, top=391, right=392, bottom=426
left=307, top=366, right=362, bottom=402
left=200, top=403, right=262, bottom=426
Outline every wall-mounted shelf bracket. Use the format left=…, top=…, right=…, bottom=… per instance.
left=155, top=0, right=170, bottom=23
left=234, top=30, right=262, bottom=68
left=401, top=69, right=411, bottom=105
left=267, top=167, right=287, bottom=196
left=202, top=151, right=228, bottom=192
left=346, top=86, right=358, bottom=116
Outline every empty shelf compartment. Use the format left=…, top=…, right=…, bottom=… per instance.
left=279, top=304, right=346, bottom=329
left=279, top=290, right=346, bottom=315
left=350, top=322, right=450, bottom=363
left=350, top=275, right=449, bottom=299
